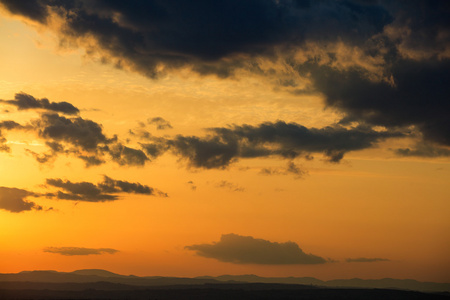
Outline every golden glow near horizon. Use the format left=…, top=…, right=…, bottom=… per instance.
left=0, top=7, right=449, bottom=284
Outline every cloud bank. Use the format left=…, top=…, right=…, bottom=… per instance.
left=185, top=233, right=326, bottom=264
left=2, top=0, right=447, bottom=154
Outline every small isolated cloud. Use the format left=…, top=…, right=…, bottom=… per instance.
left=0, top=187, right=43, bottom=213
left=185, top=233, right=326, bottom=265
left=215, top=180, right=245, bottom=192
left=148, top=117, right=173, bottom=130
left=259, top=161, right=307, bottom=179
left=395, top=143, right=450, bottom=158
left=43, top=247, right=118, bottom=256
left=346, top=257, right=390, bottom=263
left=0, top=92, right=79, bottom=115
left=187, top=181, right=197, bottom=191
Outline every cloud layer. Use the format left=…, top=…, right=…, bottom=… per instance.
left=185, top=233, right=326, bottom=265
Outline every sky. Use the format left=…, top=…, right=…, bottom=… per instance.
left=0, top=0, right=449, bottom=283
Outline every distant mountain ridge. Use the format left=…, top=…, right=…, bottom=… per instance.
left=197, top=274, right=450, bottom=292
left=0, top=269, right=449, bottom=293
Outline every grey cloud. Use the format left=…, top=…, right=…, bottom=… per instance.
left=0, top=187, right=43, bottom=213
left=0, top=120, right=22, bottom=130
left=25, top=149, right=57, bottom=164
left=185, top=233, right=327, bottom=265
left=187, top=181, right=197, bottom=191
left=78, top=155, right=105, bottom=167
left=46, top=178, right=117, bottom=202
left=148, top=117, right=172, bottom=130
left=34, top=113, right=108, bottom=152
left=98, top=176, right=156, bottom=195
left=166, top=134, right=239, bottom=169
left=3, top=96, right=151, bottom=167
left=395, top=143, right=450, bottom=158
left=346, top=257, right=390, bottom=263
left=0, top=93, right=79, bottom=115
left=162, top=122, right=403, bottom=168
left=43, top=246, right=118, bottom=256
left=259, top=161, right=307, bottom=178
left=286, top=161, right=307, bottom=176
left=215, top=181, right=245, bottom=192
left=0, top=120, right=24, bottom=152
left=46, top=176, right=165, bottom=202
left=107, top=143, right=149, bottom=166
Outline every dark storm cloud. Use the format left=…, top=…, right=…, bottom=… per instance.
left=46, top=176, right=165, bottom=202
left=303, top=58, right=450, bottom=147
left=346, top=257, right=390, bottom=263
left=287, top=1, right=450, bottom=149
left=148, top=117, right=172, bottom=130
left=1, top=0, right=448, bottom=159
left=0, top=187, right=43, bottom=213
left=0, top=0, right=392, bottom=77
left=161, top=121, right=403, bottom=168
left=185, top=233, right=326, bottom=264
left=382, top=1, right=450, bottom=59
left=43, top=246, right=118, bottom=256
left=0, top=0, right=48, bottom=23
left=0, top=93, right=79, bottom=115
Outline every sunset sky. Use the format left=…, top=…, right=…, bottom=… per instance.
left=0, top=0, right=449, bottom=283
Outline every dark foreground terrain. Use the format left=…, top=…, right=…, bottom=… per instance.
left=1, top=282, right=449, bottom=300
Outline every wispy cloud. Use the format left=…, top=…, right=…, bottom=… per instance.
left=43, top=247, right=118, bottom=256
left=346, top=257, right=390, bottom=263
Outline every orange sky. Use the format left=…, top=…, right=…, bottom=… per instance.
left=0, top=2, right=449, bottom=283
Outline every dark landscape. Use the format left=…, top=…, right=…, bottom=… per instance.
left=0, top=270, right=449, bottom=299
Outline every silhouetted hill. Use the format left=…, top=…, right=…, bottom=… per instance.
left=0, top=269, right=449, bottom=294
left=71, top=269, right=125, bottom=278
left=0, top=282, right=448, bottom=300
left=0, top=270, right=219, bottom=286
left=197, top=274, right=450, bottom=292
